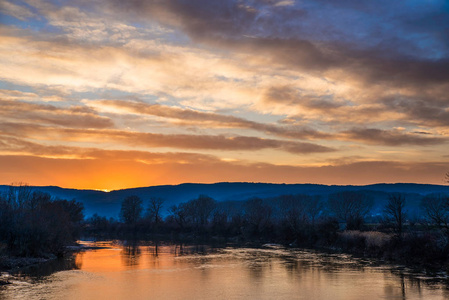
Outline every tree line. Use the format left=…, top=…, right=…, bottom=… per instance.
left=86, top=191, right=449, bottom=242
left=0, top=183, right=84, bottom=257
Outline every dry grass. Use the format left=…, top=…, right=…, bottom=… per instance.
left=340, top=230, right=391, bottom=248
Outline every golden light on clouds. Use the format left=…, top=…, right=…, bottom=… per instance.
left=0, top=0, right=448, bottom=189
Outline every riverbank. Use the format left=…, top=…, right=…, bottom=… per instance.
left=0, top=241, right=116, bottom=283
left=0, top=255, right=56, bottom=272
left=0, top=256, right=56, bottom=286
left=0, top=242, right=87, bottom=275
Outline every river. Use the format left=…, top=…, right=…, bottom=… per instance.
left=1, top=241, right=448, bottom=299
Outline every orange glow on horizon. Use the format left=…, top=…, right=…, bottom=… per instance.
left=0, top=155, right=448, bottom=190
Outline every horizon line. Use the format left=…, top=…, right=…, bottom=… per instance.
left=1, top=181, right=448, bottom=193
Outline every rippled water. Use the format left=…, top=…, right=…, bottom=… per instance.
left=1, top=241, right=448, bottom=299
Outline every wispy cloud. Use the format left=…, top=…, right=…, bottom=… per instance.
left=0, top=99, right=113, bottom=128
left=0, top=122, right=334, bottom=154
left=341, top=128, right=448, bottom=146
left=0, top=0, right=37, bottom=21
left=87, top=99, right=331, bottom=139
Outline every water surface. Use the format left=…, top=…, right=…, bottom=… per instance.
left=1, top=241, right=448, bottom=299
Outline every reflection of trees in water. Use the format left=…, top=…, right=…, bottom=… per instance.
left=244, top=251, right=272, bottom=281
left=121, top=240, right=141, bottom=267
left=174, top=243, right=184, bottom=256
left=383, top=274, right=407, bottom=300
left=277, top=249, right=448, bottom=299
left=172, top=243, right=211, bottom=257
left=150, top=243, right=159, bottom=257
left=145, top=240, right=161, bottom=258
left=170, top=243, right=216, bottom=277
left=387, top=268, right=449, bottom=300
left=247, top=262, right=265, bottom=281
left=12, top=254, right=81, bottom=281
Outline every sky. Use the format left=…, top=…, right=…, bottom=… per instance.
left=0, top=0, right=449, bottom=190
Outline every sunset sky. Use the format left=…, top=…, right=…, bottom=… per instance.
left=1, top=0, right=448, bottom=190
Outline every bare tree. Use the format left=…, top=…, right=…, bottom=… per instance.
left=7, top=182, right=33, bottom=210
left=147, top=197, right=165, bottom=226
left=305, top=195, right=323, bottom=225
left=168, top=195, right=216, bottom=232
left=168, top=203, right=187, bottom=230
left=193, top=195, right=216, bottom=228
left=0, top=183, right=84, bottom=257
left=28, top=191, right=51, bottom=211
left=120, top=195, right=143, bottom=225
left=279, top=195, right=308, bottom=234
left=384, top=193, right=406, bottom=238
left=328, top=191, right=373, bottom=230
left=421, top=194, right=449, bottom=236
left=244, top=197, right=272, bottom=235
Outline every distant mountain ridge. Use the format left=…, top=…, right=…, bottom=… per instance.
left=1, top=182, right=448, bottom=218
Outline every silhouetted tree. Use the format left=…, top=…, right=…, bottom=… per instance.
left=120, top=195, right=143, bottom=225
left=28, top=191, right=52, bottom=211
left=6, top=182, right=32, bottom=211
left=211, top=208, right=230, bottom=236
left=306, top=196, right=323, bottom=225
left=0, top=183, right=84, bottom=257
left=328, top=191, right=373, bottom=230
left=244, top=198, right=272, bottom=236
left=168, top=203, right=188, bottom=230
left=184, top=195, right=216, bottom=231
left=279, top=195, right=308, bottom=235
left=55, top=199, right=84, bottom=224
left=195, top=195, right=216, bottom=227
left=147, top=197, right=165, bottom=227
left=421, top=194, right=449, bottom=236
left=384, top=193, right=406, bottom=239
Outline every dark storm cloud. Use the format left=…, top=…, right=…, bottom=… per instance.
left=100, top=0, right=449, bottom=87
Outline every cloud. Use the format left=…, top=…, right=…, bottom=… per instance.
left=0, top=99, right=114, bottom=129
left=262, top=85, right=343, bottom=110
left=0, top=89, right=64, bottom=102
left=382, top=96, right=449, bottom=127
left=0, top=25, right=261, bottom=110
left=260, top=85, right=406, bottom=125
left=87, top=99, right=331, bottom=139
left=0, top=135, right=219, bottom=163
left=341, top=128, right=447, bottom=146
left=0, top=1, right=37, bottom=20
left=97, top=0, right=449, bottom=124
left=0, top=122, right=335, bottom=154
left=102, top=0, right=449, bottom=85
